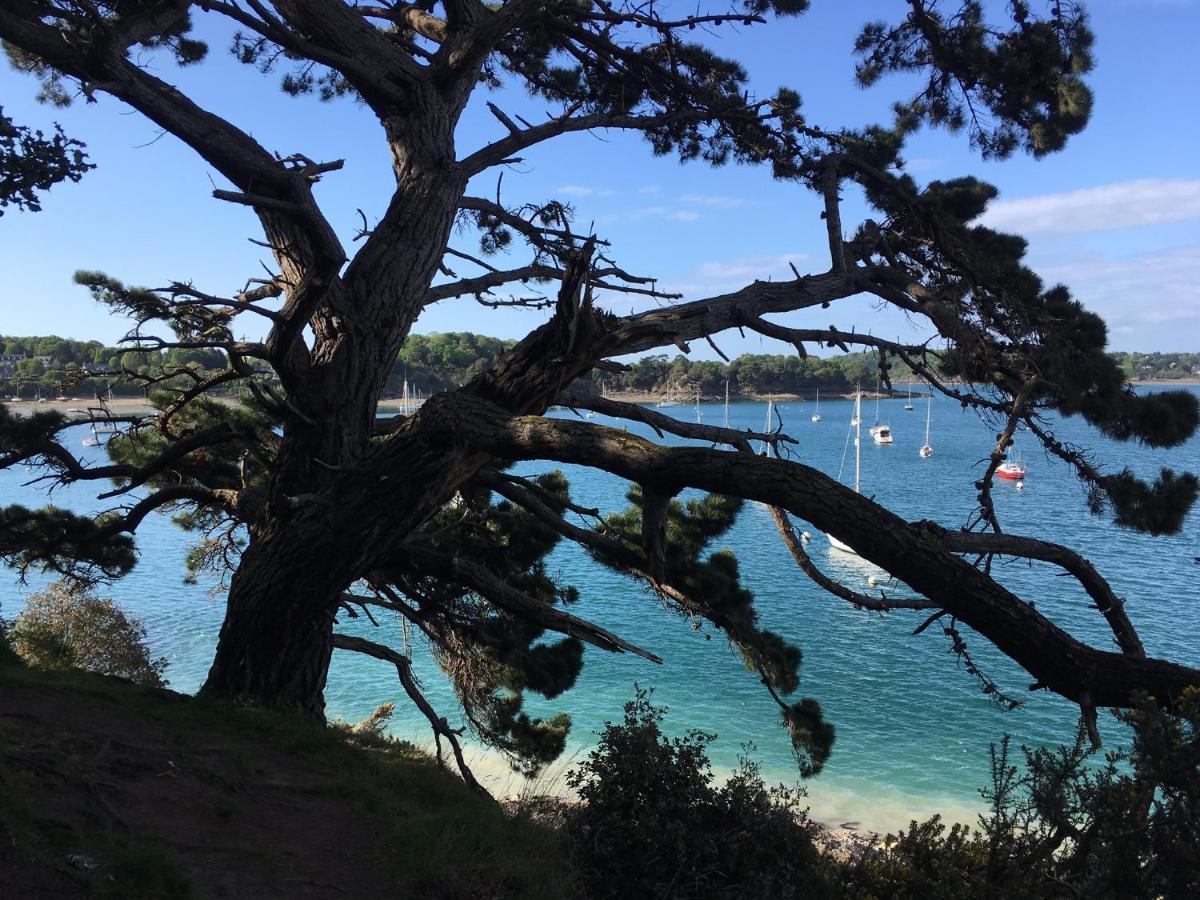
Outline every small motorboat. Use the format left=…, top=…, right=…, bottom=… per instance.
left=872, top=425, right=893, bottom=445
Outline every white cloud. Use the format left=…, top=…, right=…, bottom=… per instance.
left=665, top=252, right=813, bottom=296
left=979, top=178, right=1200, bottom=234
left=626, top=205, right=702, bottom=223
left=1033, top=245, right=1200, bottom=344
left=557, top=185, right=615, bottom=198
left=679, top=193, right=749, bottom=208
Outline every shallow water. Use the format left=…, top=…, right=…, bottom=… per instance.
left=3, top=387, right=1198, bottom=831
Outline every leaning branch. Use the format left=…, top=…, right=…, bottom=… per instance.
left=331, top=633, right=490, bottom=798
left=415, top=393, right=1200, bottom=710
left=392, top=547, right=663, bottom=664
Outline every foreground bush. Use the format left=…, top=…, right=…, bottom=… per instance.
left=8, top=581, right=167, bottom=687
left=562, top=687, right=1200, bottom=898
left=564, top=687, right=832, bottom=899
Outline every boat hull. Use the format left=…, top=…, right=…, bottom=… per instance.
left=828, top=534, right=857, bottom=554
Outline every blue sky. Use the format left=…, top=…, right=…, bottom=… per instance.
left=1, top=0, right=1198, bottom=356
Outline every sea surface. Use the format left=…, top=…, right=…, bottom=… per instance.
left=3, top=387, right=1198, bottom=831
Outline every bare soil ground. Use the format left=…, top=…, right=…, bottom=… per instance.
left=0, top=666, right=573, bottom=899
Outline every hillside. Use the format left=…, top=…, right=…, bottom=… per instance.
left=0, top=663, right=574, bottom=899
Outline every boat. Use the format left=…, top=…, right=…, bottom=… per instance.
left=904, top=385, right=914, bottom=411
left=997, top=449, right=1026, bottom=480
left=655, top=385, right=681, bottom=408
left=811, top=388, right=821, bottom=422
left=869, top=382, right=891, bottom=441
left=694, top=387, right=702, bottom=422
left=758, top=397, right=775, bottom=455
left=919, top=395, right=933, bottom=457
left=829, top=391, right=863, bottom=555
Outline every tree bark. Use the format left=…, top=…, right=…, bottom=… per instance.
left=202, top=518, right=349, bottom=717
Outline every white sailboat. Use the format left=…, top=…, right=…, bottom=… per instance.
left=695, top=386, right=703, bottom=422
left=829, top=391, right=862, bottom=554
left=811, top=388, right=821, bottom=422
left=919, top=395, right=933, bottom=457
left=904, top=383, right=914, bottom=411
left=758, top=397, right=775, bottom=455
left=869, top=382, right=892, bottom=443
left=723, top=380, right=730, bottom=429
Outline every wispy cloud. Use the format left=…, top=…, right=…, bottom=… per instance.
left=679, top=193, right=749, bottom=209
left=625, top=205, right=703, bottom=223
left=1034, top=245, right=1200, bottom=342
left=557, top=184, right=615, bottom=198
left=979, top=178, right=1200, bottom=234
left=665, top=252, right=812, bottom=296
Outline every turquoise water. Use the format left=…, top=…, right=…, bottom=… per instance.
left=3, top=388, right=1198, bottom=829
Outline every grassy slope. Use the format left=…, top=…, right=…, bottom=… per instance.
left=0, top=661, right=576, bottom=899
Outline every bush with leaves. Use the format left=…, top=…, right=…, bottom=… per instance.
left=564, top=687, right=832, bottom=899
left=8, top=581, right=167, bottom=687
left=841, top=691, right=1200, bottom=898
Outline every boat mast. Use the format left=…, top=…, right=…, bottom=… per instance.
left=924, top=395, right=931, bottom=445
left=854, top=391, right=861, bottom=494
left=723, top=379, right=729, bottom=429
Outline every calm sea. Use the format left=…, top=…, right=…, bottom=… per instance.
left=3, top=387, right=1198, bottom=830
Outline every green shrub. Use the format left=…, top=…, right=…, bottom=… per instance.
left=9, top=580, right=167, bottom=687
left=564, top=687, right=832, bottom=899
left=841, top=691, right=1200, bottom=898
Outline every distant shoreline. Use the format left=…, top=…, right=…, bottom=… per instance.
left=6, top=379, right=1195, bottom=422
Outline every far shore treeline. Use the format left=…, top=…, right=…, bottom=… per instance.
left=2, top=332, right=1197, bottom=400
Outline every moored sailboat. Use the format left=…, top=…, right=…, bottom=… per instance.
left=997, top=448, right=1026, bottom=479
left=919, top=395, right=933, bottom=457
left=829, top=391, right=862, bottom=555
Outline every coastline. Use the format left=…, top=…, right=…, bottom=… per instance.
left=7, top=377, right=1194, bottom=422
left=405, top=733, right=981, bottom=839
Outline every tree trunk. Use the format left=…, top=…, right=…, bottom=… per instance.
left=202, top=513, right=355, bottom=717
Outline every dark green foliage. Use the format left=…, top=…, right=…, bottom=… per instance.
left=0, top=401, right=67, bottom=455
left=597, top=487, right=834, bottom=775
left=0, top=105, right=92, bottom=214
left=1092, top=467, right=1199, bottom=537
left=389, top=470, right=586, bottom=775
left=855, top=1, right=1094, bottom=158
left=565, top=688, right=830, bottom=900
left=5, top=2, right=206, bottom=110
left=0, top=504, right=135, bottom=581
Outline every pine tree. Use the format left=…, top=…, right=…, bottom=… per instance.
left=2, top=1, right=1198, bottom=787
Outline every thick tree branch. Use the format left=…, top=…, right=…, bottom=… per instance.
left=414, top=393, right=1200, bottom=710
left=558, top=391, right=793, bottom=452
left=392, top=547, right=662, bottom=664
